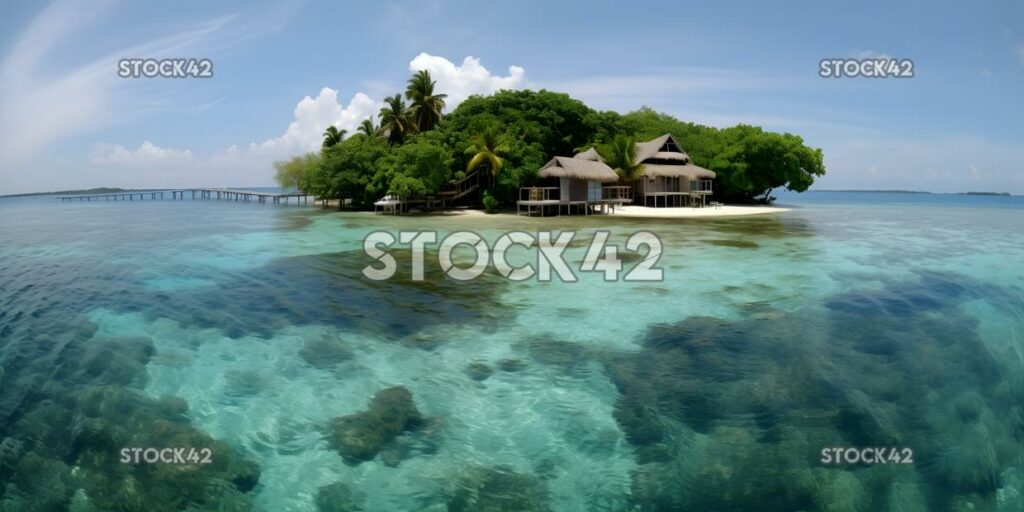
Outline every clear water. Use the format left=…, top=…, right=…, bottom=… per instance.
left=1, top=192, right=1023, bottom=511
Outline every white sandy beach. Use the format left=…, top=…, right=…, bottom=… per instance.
left=607, top=204, right=788, bottom=218
left=375, top=204, right=789, bottom=218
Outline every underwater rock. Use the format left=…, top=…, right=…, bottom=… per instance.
left=0, top=326, right=261, bottom=511
left=497, top=359, right=526, bottom=372
left=327, top=386, right=424, bottom=464
left=2, top=452, right=75, bottom=510
left=299, top=337, right=354, bottom=369
left=446, top=465, right=551, bottom=512
left=56, top=336, right=156, bottom=387
left=540, top=272, right=1019, bottom=510
left=378, top=416, right=445, bottom=467
left=705, top=238, right=760, bottom=249
left=223, top=369, right=267, bottom=397
left=465, top=362, right=493, bottom=381
left=315, top=481, right=363, bottom=512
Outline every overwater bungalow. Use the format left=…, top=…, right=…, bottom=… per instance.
left=631, top=134, right=716, bottom=207
left=516, top=151, right=632, bottom=216
left=517, top=134, right=715, bottom=215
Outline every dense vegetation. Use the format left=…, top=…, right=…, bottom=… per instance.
left=275, top=70, right=825, bottom=207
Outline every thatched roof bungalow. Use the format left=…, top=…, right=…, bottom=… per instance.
left=632, top=134, right=715, bottom=207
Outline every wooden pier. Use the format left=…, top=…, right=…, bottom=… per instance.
left=58, top=188, right=315, bottom=205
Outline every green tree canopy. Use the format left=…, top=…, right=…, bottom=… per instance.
left=357, top=119, right=377, bottom=138
left=378, top=94, right=412, bottom=145
left=443, top=89, right=615, bottom=158
left=708, top=125, right=826, bottom=202
left=280, top=87, right=825, bottom=208
left=322, top=126, right=345, bottom=149
left=466, top=124, right=509, bottom=177
left=599, top=135, right=645, bottom=182
left=405, top=70, right=447, bottom=133
left=273, top=153, right=318, bottom=191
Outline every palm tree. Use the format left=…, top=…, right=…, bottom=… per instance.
left=322, top=126, right=346, bottom=149
left=405, top=70, right=447, bottom=132
left=358, top=118, right=377, bottom=137
left=466, top=125, right=510, bottom=188
left=600, top=134, right=645, bottom=182
left=378, top=94, right=412, bottom=145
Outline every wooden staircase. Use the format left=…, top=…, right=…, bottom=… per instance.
left=430, top=170, right=481, bottom=208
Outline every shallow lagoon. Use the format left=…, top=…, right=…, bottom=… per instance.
left=1, top=192, right=1023, bottom=510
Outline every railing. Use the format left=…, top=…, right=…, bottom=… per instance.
left=439, top=170, right=481, bottom=200
left=519, top=187, right=560, bottom=201
left=690, top=179, right=713, bottom=193
left=601, top=186, right=632, bottom=201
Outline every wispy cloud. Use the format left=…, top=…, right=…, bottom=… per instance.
left=0, top=0, right=288, bottom=168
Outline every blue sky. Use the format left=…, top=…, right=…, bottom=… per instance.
left=1, top=0, right=1022, bottom=194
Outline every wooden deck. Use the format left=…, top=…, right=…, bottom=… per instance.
left=58, top=188, right=316, bottom=205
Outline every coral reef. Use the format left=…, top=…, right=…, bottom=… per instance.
left=0, top=336, right=260, bottom=511
left=326, top=386, right=437, bottom=465
left=445, top=465, right=551, bottom=512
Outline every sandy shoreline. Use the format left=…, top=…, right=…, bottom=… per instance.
left=342, top=204, right=789, bottom=218
left=608, top=204, right=789, bottom=217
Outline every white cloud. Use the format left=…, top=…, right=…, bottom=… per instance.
left=90, top=141, right=194, bottom=165
left=409, top=53, right=525, bottom=107
left=249, top=54, right=525, bottom=156
left=249, top=88, right=377, bottom=156
left=207, top=144, right=242, bottom=167
left=0, top=1, right=267, bottom=168
left=852, top=49, right=893, bottom=60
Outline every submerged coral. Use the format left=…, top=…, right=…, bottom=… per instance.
left=315, top=482, right=363, bottom=512
left=445, top=465, right=551, bottom=512
left=326, top=386, right=433, bottom=465
left=0, top=335, right=260, bottom=510
left=525, top=272, right=1023, bottom=511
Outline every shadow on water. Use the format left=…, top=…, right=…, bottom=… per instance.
left=0, top=233, right=509, bottom=509
left=521, top=271, right=1024, bottom=511
left=146, top=247, right=511, bottom=340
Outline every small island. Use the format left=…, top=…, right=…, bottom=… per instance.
left=272, top=69, right=826, bottom=217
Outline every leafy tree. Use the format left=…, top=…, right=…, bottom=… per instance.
left=315, top=135, right=389, bottom=207
left=482, top=190, right=499, bottom=213
left=322, top=126, right=346, bottom=149
left=374, top=136, right=454, bottom=198
left=444, top=89, right=603, bottom=158
left=378, top=95, right=412, bottom=145
left=405, top=70, right=447, bottom=133
left=599, top=135, right=645, bottom=182
left=465, top=124, right=510, bottom=191
left=273, top=153, right=318, bottom=191
left=358, top=119, right=377, bottom=137
left=709, top=126, right=825, bottom=202
left=277, top=87, right=825, bottom=209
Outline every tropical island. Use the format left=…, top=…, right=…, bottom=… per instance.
left=274, top=69, right=827, bottom=214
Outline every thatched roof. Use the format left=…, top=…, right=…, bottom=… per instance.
left=635, top=134, right=690, bottom=164
left=574, top=147, right=604, bottom=162
left=643, top=163, right=716, bottom=179
left=630, top=134, right=715, bottom=179
left=538, top=156, right=619, bottom=182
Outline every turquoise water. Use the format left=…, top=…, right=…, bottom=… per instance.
left=1, top=192, right=1023, bottom=511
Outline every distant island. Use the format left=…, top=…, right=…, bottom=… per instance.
left=812, top=189, right=1018, bottom=197
left=810, top=189, right=932, bottom=194
left=0, top=187, right=160, bottom=199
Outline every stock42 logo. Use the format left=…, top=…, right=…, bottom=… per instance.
left=362, top=230, right=664, bottom=282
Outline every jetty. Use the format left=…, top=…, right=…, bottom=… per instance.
left=58, top=188, right=315, bottom=205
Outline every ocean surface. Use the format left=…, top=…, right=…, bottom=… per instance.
left=1, top=190, right=1023, bottom=511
